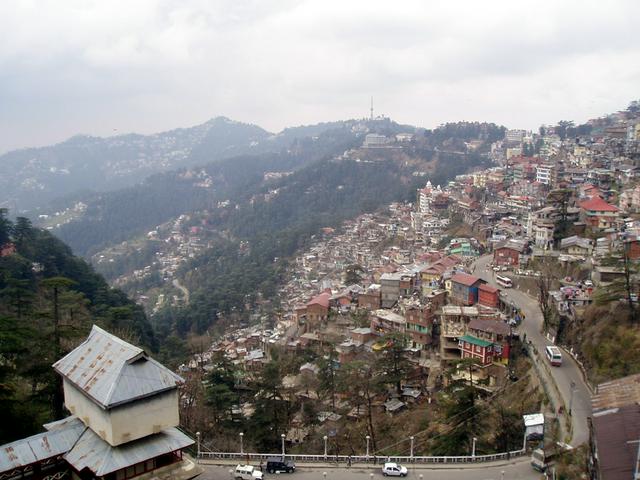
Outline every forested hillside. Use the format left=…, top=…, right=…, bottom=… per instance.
left=152, top=144, right=493, bottom=342
left=56, top=124, right=363, bottom=256
left=44, top=120, right=500, bottom=362
left=0, top=117, right=275, bottom=212
left=0, top=210, right=155, bottom=443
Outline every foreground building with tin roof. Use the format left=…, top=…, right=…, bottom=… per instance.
left=0, top=325, right=202, bottom=480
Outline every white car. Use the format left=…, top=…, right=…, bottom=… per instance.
left=382, top=462, right=408, bottom=477
left=235, top=465, right=263, bottom=480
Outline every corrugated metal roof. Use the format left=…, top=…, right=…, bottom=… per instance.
left=591, top=404, right=640, bottom=480
left=65, top=427, right=193, bottom=476
left=592, top=373, right=640, bottom=411
left=53, top=325, right=183, bottom=409
left=0, top=417, right=85, bottom=473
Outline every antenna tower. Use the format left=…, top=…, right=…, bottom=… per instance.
left=370, top=96, right=374, bottom=121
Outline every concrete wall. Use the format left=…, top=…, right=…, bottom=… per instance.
left=64, top=379, right=179, bottom=446
left=110, top=390, right=180, bottom=445
left=64, top=379, right=113, bottom=442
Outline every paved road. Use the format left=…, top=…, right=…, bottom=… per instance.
left=199, top=462, right=542, bottom=480
left=472, top=255, right=592, bottom=445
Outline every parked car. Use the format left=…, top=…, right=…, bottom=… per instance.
left=235, top=465, right=264, bottom=480
left=382, top=462, right=408, bottom=477
left=266, top=457, right=296, bottom=474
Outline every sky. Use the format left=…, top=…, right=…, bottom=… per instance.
left=1, top=0, right=639, bottom=153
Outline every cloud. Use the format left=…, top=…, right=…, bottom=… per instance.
left=0, top=0, right=639, bottom=152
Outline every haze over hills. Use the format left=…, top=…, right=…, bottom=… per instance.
left=0, top=116, right=341, bottom=212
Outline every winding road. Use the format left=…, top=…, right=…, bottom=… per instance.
left=473, top=255, right=592, bottom=446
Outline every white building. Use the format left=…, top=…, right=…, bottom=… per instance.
left=363, top=134, right=387, bottom=148
left=536, top=164, right=553, bottom=185
left=0, top=326, right=202, bottom=480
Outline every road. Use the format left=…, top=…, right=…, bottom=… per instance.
left=199, top=463, right=541, bottom=480
left=472, top=255, right=592, bottom=445
left=173, top=278, right=190, bottom=305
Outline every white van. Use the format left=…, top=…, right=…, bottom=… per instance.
left=235, top=465, right=263, bottom=480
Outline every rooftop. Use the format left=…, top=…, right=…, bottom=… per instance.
left=591, top=404, right=640, bottom=480
left=592, top=373, right=640, bottom=411
left=53, top=325, right=183, bottom=410
left=458, top=334, right=493, bottom=348
left=579, top=196, right=619, bottom=212
left=451, top=272, right=482, bottom=287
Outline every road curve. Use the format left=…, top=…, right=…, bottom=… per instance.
left=473, top=255, right=592, bottom=446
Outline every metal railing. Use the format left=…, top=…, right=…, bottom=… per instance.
left=197, top=449, right=526, bottom=464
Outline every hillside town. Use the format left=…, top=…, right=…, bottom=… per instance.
left=175, top=106, right=640, bottom=478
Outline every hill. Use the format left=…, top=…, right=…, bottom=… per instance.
left=0, top=117, right=274, bottom=212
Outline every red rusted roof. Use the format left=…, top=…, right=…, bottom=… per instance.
left=579, top=196, right=619, bottom=212
left=479, top=283, right=499, bottom=293
left=451, top=273, right=481, bottom=287
left=306, top=292, right=330, bottom=308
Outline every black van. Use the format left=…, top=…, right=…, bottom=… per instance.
left=265, top=457, right=295, bottom=474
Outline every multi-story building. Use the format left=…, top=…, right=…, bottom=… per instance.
left=579, top=196, right=620, bottom=230
left=535, top=164, right=554, bottom=185
left=404, top=305, right=434, bottom=350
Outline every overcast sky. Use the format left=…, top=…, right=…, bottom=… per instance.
left=1, top=0, right=639, bottom=153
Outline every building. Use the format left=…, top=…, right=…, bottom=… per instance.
left=478, top=284, right=500, bottom=308
left=438, top=305, right=479, bottom=361
left=0, top=325, right=201, bottom=480
left=559, top=236, right=593, bottom=256
left=380, top=272, right=414, bottom=308
left=579, top=196, right=620, bottom=230
left=363, top=134, right=387, bottom=148
left=404, top=305, right=434, bottom=350
left=297, top=292, right=330, bottom=330
left=589, top=373, right=640, bottom=480
left=458, top=335, right=495, bottom=366
left=370, top=309, right=406, bottom=335
left=493, top=239, right=528, bottom=266
left=535, top=164, right=554, bottom=186
left=467, top=318, right=511, bottom=363
left=449, top=273, right=485, bottom=306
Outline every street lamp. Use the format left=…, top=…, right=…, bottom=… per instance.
left=323, top=436, right=328, bottom=459
left=196, top=432, right=201, bottom=460
left=472, top=437, right=477, bottom=458
left=239, top=432, right=244, bottom=454
left=366, top=435, right=371, bottom=458
left=281, top=434, right=286, bottom=459
left=410, top=436, right=414, bottom=459
left=569, top=381, right=576, bottom=415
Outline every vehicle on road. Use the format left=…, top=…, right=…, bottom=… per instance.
left=266, top=457, right=296, bottom=474
left=382, top=462, right=408, bottom=476
left=235, top=465, right=264, bottom=480
left=496, top=274, right=513, bottom=288
left=531, top=443, right=573, bottom=471
left=545, top=345, right=562, bottom=366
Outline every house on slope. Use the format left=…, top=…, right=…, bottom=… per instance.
left=0, top=325, right=202, bottom=480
